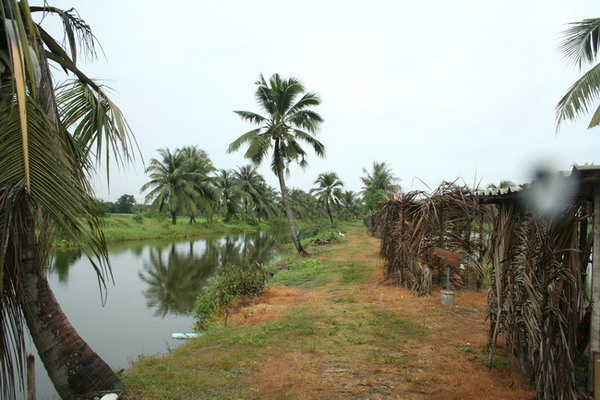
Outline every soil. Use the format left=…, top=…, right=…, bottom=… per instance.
left=229, top=228, right=534, bottom=399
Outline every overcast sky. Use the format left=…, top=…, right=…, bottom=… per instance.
left=42, top=1, right=600, bottom=202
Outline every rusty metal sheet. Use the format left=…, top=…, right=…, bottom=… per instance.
left=433, top=247, right=461, bottom=267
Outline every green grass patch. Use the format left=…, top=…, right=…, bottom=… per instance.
left=457, top=344, right=474, bottom=353
left=338, top=261, right=369, bottom=285
left=480, top=357, right=511, bottom=367
left=269, top=258, right=332, bottom=287
left=369, top=310, right=429, bottom=342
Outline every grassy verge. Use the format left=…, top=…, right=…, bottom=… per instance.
left=52, top=215, right=362, bottom=247
left=121, top=225, right=430, bottom=399
left=99, top=215, right=269, bottom=242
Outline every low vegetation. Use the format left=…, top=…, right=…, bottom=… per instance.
left=195, top=263, right=269, bottom=330
left=122, top=227, right=533, bottom=399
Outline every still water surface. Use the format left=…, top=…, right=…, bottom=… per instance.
left=35, top=230, right=286, bottom=399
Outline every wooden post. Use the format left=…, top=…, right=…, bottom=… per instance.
left=591, top=184, right=600, bottom=395
left=27, top=354, right=35, bottom=400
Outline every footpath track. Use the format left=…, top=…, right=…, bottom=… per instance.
left=124, top=227, right=533, bottom=399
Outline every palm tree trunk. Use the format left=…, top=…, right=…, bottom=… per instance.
left=20, top=214, right=121, bottom=399
left=275, top=163, right=307, bottom=256
left=326, top=199, right=334, bottom=223
left=171, top=212, right=177, bottom=224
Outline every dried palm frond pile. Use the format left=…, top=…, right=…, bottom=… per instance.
left=487, top=201, right=590, bottom=399
left=372, top=182, right=487, bottom=296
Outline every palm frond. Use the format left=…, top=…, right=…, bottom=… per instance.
left=3, top=16, right=31, bottom=192
left=556, top=63, right=600, bottom=129
left=561, top=18, right=600, bottom=68
left=56, top=79, right=138, bottom=169
left=244, top=133, right=271, bottom=165
left=277, top=79, right=304, bottom=115
left=31, top=5, right=98, bottom=64
left=227, top=128, right=262, bottom=153
left=292, top=129, right=325, bottom=157
left=233, top=110, right=267, bottom=125
left=288, top=92, right=321, bottom=114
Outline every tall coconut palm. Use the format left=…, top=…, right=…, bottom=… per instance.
left=310, top=172, right=344, bottom=223
left=228, top=74, right=325, bottom=255
left=556, top=18, right=600, bottom=130
left=0, top=4, right=136, bottom=399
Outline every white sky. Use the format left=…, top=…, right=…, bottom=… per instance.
left=42, top=0, right=600, bottom=202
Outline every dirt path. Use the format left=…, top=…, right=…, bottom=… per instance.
left=238, top=228, right=533, bottom=399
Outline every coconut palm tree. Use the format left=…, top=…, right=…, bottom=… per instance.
left=234, top=165, right=266, bottom=216
left=214, top=169, right=242, bottom=222
left=361, top=162, right=399, bottom=212
left=361, top=162, right=398, bottom=192
left=310, top=172, right=344, bottom=223
left=337, top=190, right=360, bottom=218
left=228, top=74, right=325, bottom=255
left=178, top=146, right=216, bottom=223
left=0, top=4, right=136, bottom=399
left=141, top=148, right=190, bottom=224
left=289, top=188, right=319, bottom=219
left=556, top=18, right=600, bottom=130
left=254, top=182, right=280, bottom=221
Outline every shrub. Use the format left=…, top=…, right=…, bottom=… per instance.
left=195, top=262, right=268, bottom=331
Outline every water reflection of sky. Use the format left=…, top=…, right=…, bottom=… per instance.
left=34, top=231, right=284, bottom=399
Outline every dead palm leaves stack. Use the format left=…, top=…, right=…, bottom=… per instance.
left=487, top=201, right=589, bottom=399
left=373, top=182, right=485, bottom=296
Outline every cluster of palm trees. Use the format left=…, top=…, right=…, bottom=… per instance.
left=141, top=146, right=215, bottom=224
left=140, top=147, right=366, bottom=225
left=140, top=147, right=280, bottom=224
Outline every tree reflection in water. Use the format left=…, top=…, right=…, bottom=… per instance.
left=50, top=250, right=81, bottom=283
left=139, top=233, right=281, bottom=317
left=49, top=232, right=283, bottom=317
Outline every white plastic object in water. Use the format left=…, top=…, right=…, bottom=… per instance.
left=171, top=332, right=201, bottom=339
left=100, top=394, right=119, bottom=400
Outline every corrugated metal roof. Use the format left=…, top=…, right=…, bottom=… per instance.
left=472, top=185, right=523, bottom=197
left=472, top=164, right=600, bottom=201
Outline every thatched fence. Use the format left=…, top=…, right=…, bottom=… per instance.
left=370, top=182, right=486, bottom=295
left=370, top=179, right=593, bottom=399
left=486, top=200, right=590, bottom=399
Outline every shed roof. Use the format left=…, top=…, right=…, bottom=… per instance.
left=472, top=165, right=600, bottom=204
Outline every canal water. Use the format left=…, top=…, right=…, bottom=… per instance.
left=31, top=230, right=285, bottom=399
